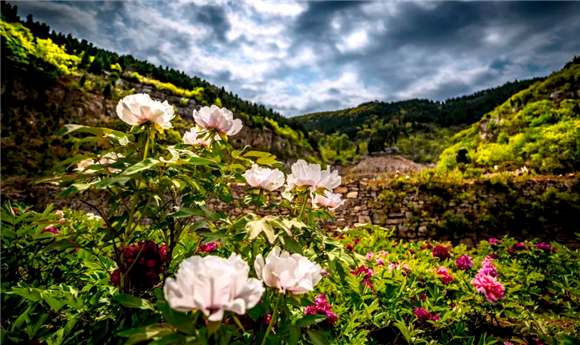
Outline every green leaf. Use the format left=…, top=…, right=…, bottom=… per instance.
left=170, top=207, right=204, bottom=219
left=288, top=326, right=300, bottom=345
left=306, top=330, right=329, bottom=345
left=295, top=314, right=327, bottom=328
left=157, top=301, right=197, bottom=335
left=8, top=287, right=42, bottom=302
left=95, top=176, right=131, bottom=188
left=113, top=293, right=155, bottom=310
left=122, top=158, right=160, bottom=175
left=118, top=324, right=176, bottom=345
left=149, top=334, right=187, bottom=345
left=57, top=182, right=92, bottom=198
left=41, top=239, right=79, bottom=253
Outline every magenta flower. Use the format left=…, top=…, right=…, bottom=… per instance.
left=366, top=252, right=375, bottom=260
left=378, top=250, right=389, bottom=256
left=305, top=294, right=338, bottom=325
left=414, top=308, right=440, bottom=323
left=433, top=245, right=451, bottom=260
left=41, top=227, right=59, bottom=235
left=513, top=242, right=527, bottom=250
left=471, top=273, right=506, bottom=303
left=354, top=238, right=360, bottom=244
left=195, top=241, right=219, bottom=254
left=320, top=269, right=330, bottom=276
left=350, top=265, right=376, bottom=279
left=535, top=242, right=552, bottom=253
left=111, top=240, right=168, bottom=291
left=402, top=263, right=412, bottom=272
left=346, top=244, right=354, bottom=251
left=376, top=258, right=386, bottom=266
left=436, top=266, right=454, bottom=285
left=456, top=254, right=474, bottom=270
left=488, top=238, right=500, bottom=245
left=478, top=263, right=498, bottom=277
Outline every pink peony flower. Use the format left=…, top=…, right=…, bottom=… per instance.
left=513, top=242, right=527, bottom=250
left=378, top=250, right=389, bottom=256
left=471, top=274, right=506, bottom=303
left=436, top=266, right=454, bottom=285
left=456, top=254, right=474, bottom=270
left=478, top=263, right=498, bottom=277
left=376, top=258, right=386, bottom=266
left=366, top=252, right=375, bottom=260
left=402, top=263, right=412, bottom=272
left=488, top=238, right=500, bottom=245
left=433, top=245, right=451, bottom=260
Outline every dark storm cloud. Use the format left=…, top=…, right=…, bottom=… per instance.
left=10, top=1, right=580, bottom=116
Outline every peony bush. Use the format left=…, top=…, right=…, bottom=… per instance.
left=1, top=95, right=579, bottom=344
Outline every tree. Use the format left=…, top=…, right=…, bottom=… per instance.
left=456, top=148, right=470, bottom=164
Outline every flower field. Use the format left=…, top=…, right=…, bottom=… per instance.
left=1, top=95, right=579, bottom=345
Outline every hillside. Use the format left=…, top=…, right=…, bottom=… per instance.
left=0, top=3, right=318, bottom=177
left=438, top=58, right=580, bottom=174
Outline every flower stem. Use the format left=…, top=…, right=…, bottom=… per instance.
left=261, top=293, right=283, bottom=345
left=297, top=194, right=308, bottom=221
left=143, top=133, right=150, bottom=160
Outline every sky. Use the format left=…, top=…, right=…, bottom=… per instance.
left=13, top=1, right=580, bottom=117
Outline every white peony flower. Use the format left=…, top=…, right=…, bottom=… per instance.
left=254, top=247, right=322, bottom=295
left=312, top=190, right=344, bottom=210
left=164, top=254, right=264, bottom=321
left=193, top=105, right=243, bottom=136
left=286, top=160, right=321, bottom=190
left=242, top=164, right=285, bottom=191
left=76, top=159, right=96, bottom=173
left=99, top=152, right=122, bottom=173
left=183, top=127, right=214, bottom=148
left=116, top=93, right=175, bottom=129
left=316, top=166, right=341, bottom=191
left=286, top=160, right=341, bottom=192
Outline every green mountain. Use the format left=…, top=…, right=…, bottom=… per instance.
left=0, top=2, right=318, bottom=177
left=293, top=78, right=540, bottom=138
left=438, top=58, right=580, bottom=174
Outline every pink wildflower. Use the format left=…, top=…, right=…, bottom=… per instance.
left=366, top=252, right=375, bottom=260
left=320, top=269, right=330, bottom=276
left=378, top=250, right=389, bottom=256
left=376, top=258, right=385, bottom=266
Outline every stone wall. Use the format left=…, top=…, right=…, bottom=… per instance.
left=4, top=175, right=579, bottom=248
left=207, top=177, right=580, bottom=248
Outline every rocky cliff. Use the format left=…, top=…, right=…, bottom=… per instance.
left=0, top=72, right=317, bottom=177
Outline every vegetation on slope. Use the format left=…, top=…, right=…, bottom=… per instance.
left=438, top=59, right=580, bottom=174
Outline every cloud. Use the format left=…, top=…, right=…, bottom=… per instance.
left=12, top=1, right=580, bottom=117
